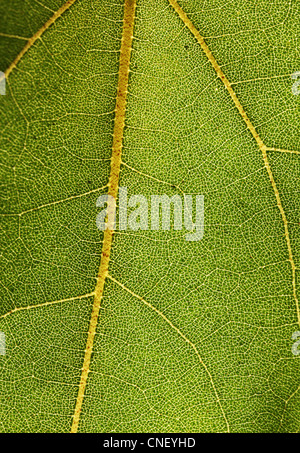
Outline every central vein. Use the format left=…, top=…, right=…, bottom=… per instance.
left=70, top=0, right=137, bottom=433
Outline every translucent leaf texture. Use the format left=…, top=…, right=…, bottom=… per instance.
left=0, top=0, right=300, bottom=433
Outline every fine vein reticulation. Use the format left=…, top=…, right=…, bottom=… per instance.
left=2, top=0, right=299, bottom=434
left=3, top=0, right=77, bottom=81
left=70, top=0, right=137, bottom=433
left=108, top=274, right=230, bottom=432
left=168, top=0, right=300, bottom=328
left=70, top=0, right=299, bottom=431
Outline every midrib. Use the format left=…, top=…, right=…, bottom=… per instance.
left=70, top=0, right=137, bottom=433
left=72, top=0, right=300, bottom=432
left=3, top=0, right=298, bottom=433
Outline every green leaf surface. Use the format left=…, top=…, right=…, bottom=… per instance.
left=0, top=0, right=300, bottom=433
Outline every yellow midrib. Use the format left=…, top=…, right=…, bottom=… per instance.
left=70, top=0, right=137, bottom=433
left=2, top=0, right=299, bottom=433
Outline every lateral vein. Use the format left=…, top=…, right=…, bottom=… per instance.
left=168, top=0, right=300, bottom=327
left=70, top=0, right=137, bottom=433
left=0, top=293, right=95, bottom=320
left=3, top=0, right=77, bottom=80
left=108, top=274, right=230, bottom=433
left=266, top=147, right=300, bottom=156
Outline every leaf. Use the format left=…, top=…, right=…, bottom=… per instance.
left=0, top=0, right=300, bottom=433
